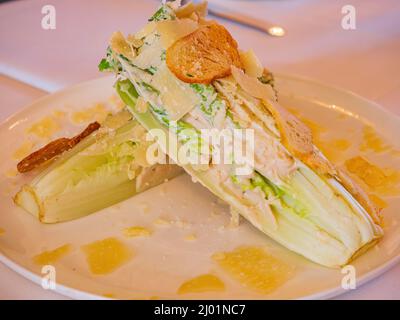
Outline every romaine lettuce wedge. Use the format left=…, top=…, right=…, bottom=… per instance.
left=14, top=109, right=182, bottom=223
left=101, top=2, right=383, bottom=267
left=117, top=79, right=382, bottom=267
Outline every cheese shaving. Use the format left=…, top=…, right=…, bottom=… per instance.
left=109, top=31, right=136, bottom=60
left=126, top=34, right=144, bottom=48
left=174, top=1, right=208, bottom=19
left=231, top=66, right=276, bottom=102
left=150, top=64, right=201, bottom=121
left=240, top=49, right=264, bottom=78
left=135, top=21, right=157, bottom=40
left=156, top=19, right=198, bottom=49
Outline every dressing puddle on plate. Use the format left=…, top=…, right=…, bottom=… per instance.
left=177, top=274, right=225, bottom=295
left=33, top=244, right=72, bottom=265
left=81, top=238, right=133, bottom=275
left=212, top=246, right=295, bottom=295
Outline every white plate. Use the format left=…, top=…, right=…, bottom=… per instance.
left=0, top=75, right=399, bottom=300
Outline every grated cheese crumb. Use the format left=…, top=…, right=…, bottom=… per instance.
left=154, top=217, right=171, bottom=227
left=184, top=234, right=197, bottom=241
left=71, top=103, right=109, bottom=124
left=123, top=226, right=152, bottom=238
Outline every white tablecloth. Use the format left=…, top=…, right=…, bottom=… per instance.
left=0, top=0, right=399, bottom=299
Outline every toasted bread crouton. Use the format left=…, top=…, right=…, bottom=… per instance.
left=166, top=23, right=242, bottom=84
left=17, top=122, right=100, bottom=173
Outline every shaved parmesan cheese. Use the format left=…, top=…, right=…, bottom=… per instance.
left=174, top=1, right=208, bottom=19
left=109, top=31, right=136, bottom=60
left=151, top=64, right=201, bottom=121
left=132, top=37, right=164, bottom=70
left=240, top=49, right=264, bottom=78
left=231, top=66, right=276, bottom=102
left=156, top=19, right=198, bottom=48
left=126, top=34, right=143, bottom=48
left=166, top=0, right=182, bottom=11
left=135, top=21, right=157, bottom=39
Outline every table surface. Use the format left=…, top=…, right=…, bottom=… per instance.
left=0, top=0, right=399, bottom=300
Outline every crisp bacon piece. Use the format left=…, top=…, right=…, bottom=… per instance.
left=17, top=122, right=100, bottom=173
left=69, top=121, right=100, bottom=146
